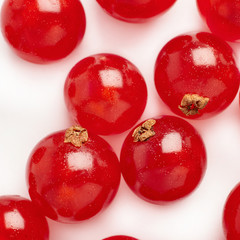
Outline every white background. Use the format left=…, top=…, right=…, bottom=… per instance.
left=0, top=0, right=240, bottom=239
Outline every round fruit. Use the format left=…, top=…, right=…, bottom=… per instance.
left=197, top=0, right=240, bottom=42
left=196, top=0, right=210, bottom=19
left=223, top=183, right=240, bottom=240
left=96, top=0, right=176, bottom=23
left=103, top=236, right=138, bottom=240
left=1, top=0, right=86, bottom=63
left=154, top=32, right=240, bottom=119
left=0, top=195, right=49, bottom=240
left=26, top=126, right=121, bottom=223
left=64, top=53, right=147, bottom=135
left=120, top=116, right=207, bottom=203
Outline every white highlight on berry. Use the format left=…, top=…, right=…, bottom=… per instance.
left=192, top=47, right=216, bottom=66
left=162, top=132, right=182, bottom=153
left=100, top=69, right=123, bottom=88
left=37, top=0, right=61, bottom=13
left=67, top=152, right=93, bottom=171
left=4, top=209, right=25, bottom=230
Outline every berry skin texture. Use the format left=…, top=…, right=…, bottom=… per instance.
left=223, top=183, right=240, bottom=240
left=96, top=0, right=176, bottom=23
left=1, top=0, right=86, bottom=63
left=0, top=195, right=49, bottom=240
left=26, top=126, right=121, bottom=223
left=154, top=32, right=240, bottom=119
left=197, top=0, right=240, bottom=42
left=64, top=53, right=147, bottom=135
left=103, top=236, right=138, bottom=240
left=120, top=116, right=207, bottom=204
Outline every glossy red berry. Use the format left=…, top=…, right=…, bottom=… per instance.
left=196, top=0, right=210, bottom=19
left=0, top=195, right=49, bottom=240
left=197, top=0, right=240, bottom=42
left=120, top=116, right=207, bottom=203
left=1, top=0, right=86, bottom=63
left=64, top=53, right=147, bottom=135
left=96, top=0, right=176, bottom=23
left=223, top=183, right=240, bottom=240
left=154, top=32, right=240, bottom=119
left=26, top=126, right=121, bottom=223
left=103, top=236, right=138, bottom=240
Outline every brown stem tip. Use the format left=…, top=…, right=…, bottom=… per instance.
left=132, top=119, right=156, bottom=142
left=179, top=94, right=209, bottom=116
left=64, top=126, right=88, bottom=147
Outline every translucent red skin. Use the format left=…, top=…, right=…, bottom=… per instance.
left=196, top=0, right=210, bottom=20
left=103, top=236, right=138, bottom=240
left=154, top=32, right=240, bottom=119
left=1, top=0, right=86, bottom=63
left=0, top=195, right=49, bottom=240
left=96, top=0, right=176, bottom=23
left=120, top=116, right=207, bottom=204
left=223, top=183, right=240, bottom=240
left=26, top=129, right=121, bottom=223
left=197, top=0, right=240, bottom=42
left=64, top=54, right=147, bottom=135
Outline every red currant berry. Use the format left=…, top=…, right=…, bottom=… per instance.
left=223, top=183, right=240, bottom=240
left=0, top=195, right=49, bottom=240
left=1, top=0, right=86, bottom=63
left=26, top=126, right=121, bottom=223
left=96, top=0, right=176, bottom=23
left=197, top=0, right=240, bottom=42
left=154, top=32, right=240, bottom=119
left=120, top=116, right=207, bottom=203
left=103, top=236, right=138, bottom=240
left=64, top=54, right=147, bottom=135
left=196, top=0, right=210, bottom=20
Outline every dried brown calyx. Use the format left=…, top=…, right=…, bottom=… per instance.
left=132, top=119, right=156, bottom=142
left=64, top=126, right=88, bottom=147
left=178, top=94, right=209, bottom=116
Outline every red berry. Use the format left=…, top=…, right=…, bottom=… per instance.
left=1, top=0, right=86, bottom=63
left=64, top=54, right=147, bottom=135
left=223, top=183, right=240, bottom=240
left=120, top=116, right=207, bottom=203
left=197, top=0, right=240, bottom=42
left=0, top=195, right=49, bottom=240
left=196, top=0, right=210, bottom=20
left=96, top=0, right=176, bottom=23
left=26, top=126, right=121, bottom=223
left=103, top=236, right=138, bottom=240
left=154, top=32, right=240, bottom=119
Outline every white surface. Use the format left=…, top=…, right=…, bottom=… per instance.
left=0, top=0, right=240, bottom=239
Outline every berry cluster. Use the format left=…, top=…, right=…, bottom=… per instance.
left=1, top=0, right=240, bottom=239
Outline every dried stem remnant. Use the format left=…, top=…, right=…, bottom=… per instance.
left=179, top=94, right=209, bottom=116
left=132, top=119, right=156, bottom=142
left=64, top=126, right=88, bottom=147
